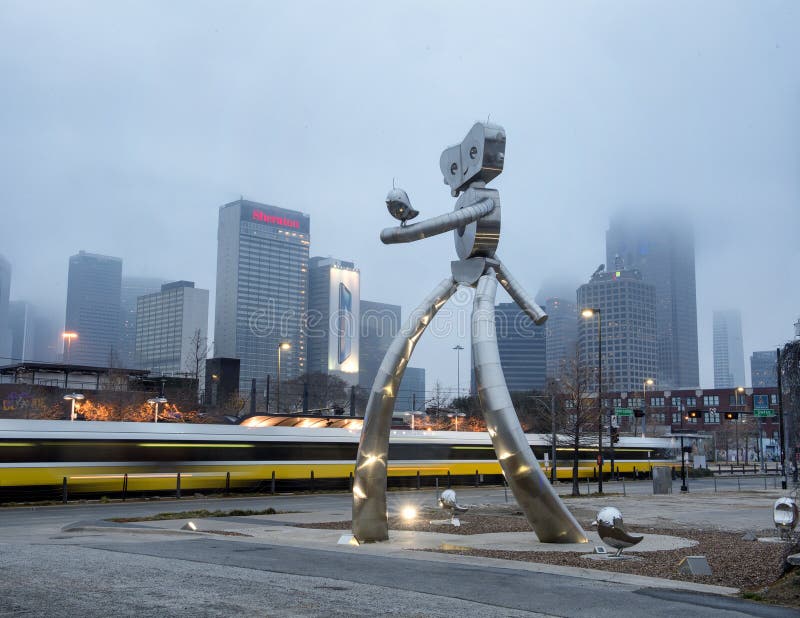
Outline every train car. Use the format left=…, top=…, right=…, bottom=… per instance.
left=0, top=418, right=678, bottom=498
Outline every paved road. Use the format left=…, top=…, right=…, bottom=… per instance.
left=0, top=488, right=797, bottom=616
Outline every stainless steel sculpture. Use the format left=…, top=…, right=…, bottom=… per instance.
left=352, top=122, right=587, bottom=544
left=773, top=497, right=799, bottom=540
left=592, top=507, right=643, bottom=556
left=438, top=489, right=469, bottom=522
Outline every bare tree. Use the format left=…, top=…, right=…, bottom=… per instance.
left=426, top=380, right=451, bottom=416
left=284, top=372, right=349, bottom=413
left=183, top=329, right=209, bottom=403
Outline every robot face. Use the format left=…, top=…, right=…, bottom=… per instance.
left=440, top=122, right=506, bottom=196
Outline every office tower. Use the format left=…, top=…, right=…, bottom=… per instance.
left=750, top=350, right=777, bottom=388
left=359, top=300, right=401, bottom=391
left=396, top=366, right=425, bottom=411
left=33, top=313, right=60, bottom=362
left=606, top=214, right=699, bottom=388
left=120, top=276, right=166, bottom=368
left=306, top=257, right=360, bottom=386
left=494, top=302, right=547, bottom=392
left=577, top=261, right=657, bottom=392
left=0, top=255, right=10, bottom=361
left=214, top=198, right=309, bottom=393
left=713, top=309, right=745, bottom=388
left=8, top=301, right=36, bottom=362
left=543, top=296, right=577, bottom=381
left=135, top=281, right=209, bottom=375
left=205, top=357, right=241, bottom=407
left=64, top=251, right=122, bottom=366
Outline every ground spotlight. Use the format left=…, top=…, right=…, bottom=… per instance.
left=400, top=506, right=418, bottom=521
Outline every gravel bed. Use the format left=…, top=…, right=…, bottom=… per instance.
left=294, top=508, right=798, bottom=594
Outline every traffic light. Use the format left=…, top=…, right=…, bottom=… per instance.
left=682, top=446, right=693, bottom=453
left=610, top=427, right=620, bottom=444
left=633, top=409, right=644, bottom=418
left=724, top=412, right=738, bottom=420
left=687, top=410, right=701, bottom=419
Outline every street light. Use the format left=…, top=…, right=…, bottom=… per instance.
left=735, top=386, right=744, bottom=465
left=276, top=342, right=291, bottom=414
left=147, top=396, right=168, bottom=423
left=581, top=307, right=603, bottom=494
left=453, top=344, right=464, bottom=402
left=62, top=393, right=85, bottom=421
left=642, top=378, right=654, bottom=438
left=409, top=411, right=423, bottom=430
left=62, top=332, right=78, bottom=363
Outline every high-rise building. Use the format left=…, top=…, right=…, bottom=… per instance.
left=306, top=256, right=360, bottom=386
left=396, top=366, right=425, bottom=411
left=214, top=198, right=310, bottom=393
left=359, top=300, right=401, bottom=392
left=120, top=276, right=166, bottom=369
left=543, top=296, right=577, bottom=381
left=32, top=312, right=60, bottom=362
left=713, top=309, right=745, bottom=388
left=64, top=251, right=122, bottom=366
left=493, top=302, right=547, bottom=392
left=606, top=214, right=699, bottom=388
left=135, top=281, right=209, bottom=375
left=750, top=350, right=777, bottom=388
left=8, top=301, right=36, bottom=362
left=577, top=261, right=657, bottom=392
left=0, top=255, right=11, bottom=362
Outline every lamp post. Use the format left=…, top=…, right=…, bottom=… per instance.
left=581, top=307, right=603, bottom=494
left=735, top=386, right=744, bottom=465
left=276, top=342, right=290, bottom=414
left=147, top=396, right=167, bottom=423
left=678, top=396, right=688, bottom=492
left=453, top=344, right=464, bottom=402
left=62, top=332, right=78, bottom=364
left=642, top=378, right=654, bottom=438
left=62, top=393, right=85, bottom=421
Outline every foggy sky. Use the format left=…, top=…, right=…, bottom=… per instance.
left=1, top=1, right=798, bottom=396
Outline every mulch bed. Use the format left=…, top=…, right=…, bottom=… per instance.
left=295, top=510, right=798, bottom=596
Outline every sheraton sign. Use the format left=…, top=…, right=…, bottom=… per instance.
left=251, top=208, right=301, bottom=229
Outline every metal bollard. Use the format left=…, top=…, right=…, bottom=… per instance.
left=62, top=477, right=68, bottom=504
left=122, top=473, right=128, bottom=501
left=447, top=471, right=451, bottom=489
left=714, top=477, right=717, bottom=493
left=349, top=471, right=353, bottom=492
left=271, top=470, right=276, bottom=495
left=176, top=472, right=181, bottom=499
left=622, top=477, right=626, bottom=496
left=475, top=470, right=479, bottom=488
left=225, top=471, right=230, bottom=495
left=503, top=477, right=508, bottom=503
left=435, top=477, right=440, bottom=501
left=416, top=471, right=420, bottom=490
left=737, top=477, right=741, bottom=492
left=310, top=470, right=315, bottom=493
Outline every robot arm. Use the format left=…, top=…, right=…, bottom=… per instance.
left=380, top=198, right=495, bottom=245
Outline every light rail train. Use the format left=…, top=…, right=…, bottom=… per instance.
left=0, top=418, right=679, bottom=498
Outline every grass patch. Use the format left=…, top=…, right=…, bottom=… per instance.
left=110, top=507, right=279, bottom=522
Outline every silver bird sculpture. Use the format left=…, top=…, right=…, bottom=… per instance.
left=592, top=507, right=643, bottom=556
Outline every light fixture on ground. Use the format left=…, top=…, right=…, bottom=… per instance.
left=62, top=393, right=85, bottom=421
left=147, top=396, right=167, bottom=423
left=581, top=307, right=603, bottom=494
left=276, top=342, right=290, bottom=414
left=447, top=411, right=466, bottom=431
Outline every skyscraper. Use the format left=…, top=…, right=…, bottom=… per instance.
left=306, top=256, right=360, bottom=386
left=120, top=276, right=166, bottom=369
left=713, top=309, right=745, bottom=388
left=577, top=262, right=657, bottom=392
left=606, top=214, right=699, bottom=388
left=396, top=366, right=425, bottom=411
left=0, top=255, right=11, bottom=362
left=751, top=350, right=777, bottom=388
left=494, top=302, right=547, bottom=392
left=64, top=251, right=122, bottom=366
left=135, top=281, right=209, bottom=375
left=359, top=300, right=400, bottom=392
left=543, top=296, right=578, bottom=381
left=214, top=198, right=309, bottom=394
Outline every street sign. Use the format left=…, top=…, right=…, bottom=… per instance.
left=754, top=394, right=770, bottom=409
left=753, top=409, right=775, bottom=418
left=615, top=408, right=633, bottom=416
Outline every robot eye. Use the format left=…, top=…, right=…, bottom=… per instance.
left=469, top=145, right=478, bottom=159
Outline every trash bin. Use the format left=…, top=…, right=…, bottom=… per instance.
left=652, top=466, right=673, bottom=494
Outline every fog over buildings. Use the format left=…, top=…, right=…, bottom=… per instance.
left=1, top=2, right=799, bottom=395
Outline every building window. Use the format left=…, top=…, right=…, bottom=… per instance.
left=629, top=398, right=643, bottom=408
left=671, top=396, right=681, bottom=407
left=686, top=396, right=696, bottom=407
left=568, top=414, right=577, bottom=425
left=650, top=397, right=664, bottom=407
left=672, top=412, right=681, bottom=424
left=651, top=412, right=665, bottom=424
left=704, top=411, right=720, bottom=424
left=564, top=399, right=576, bottom=409
left=703, top=395, right=719, bottom=406
left=686, top=415, right=698, bottom=424
left=771, top=394, right=778, bottom=405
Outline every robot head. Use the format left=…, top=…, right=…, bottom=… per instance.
left=440, top=122, right=506, bottom=197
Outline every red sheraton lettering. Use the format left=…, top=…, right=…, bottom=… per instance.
left=252, top=209, right=300, bottom=229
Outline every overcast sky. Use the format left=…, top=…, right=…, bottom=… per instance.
left=1, top=1, right=798, bottom=395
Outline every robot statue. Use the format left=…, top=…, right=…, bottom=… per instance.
left=351, top=122, right=588, bottom=545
